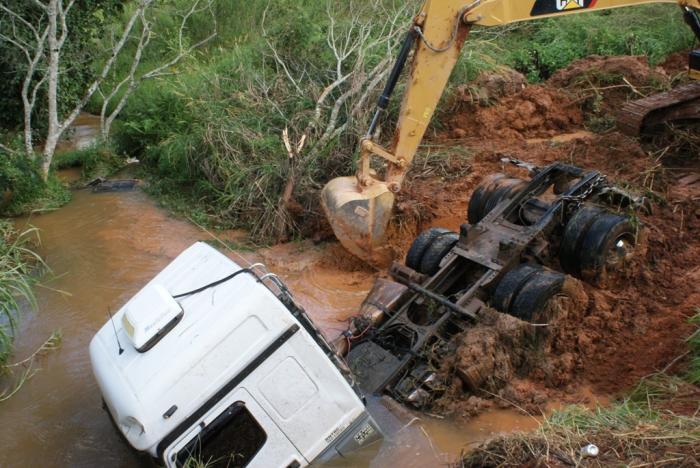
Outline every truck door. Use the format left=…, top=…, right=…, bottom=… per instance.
left=163, top=387, right=305, bottom=468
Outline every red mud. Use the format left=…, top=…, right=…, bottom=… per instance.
left=445, top=85, right=583, bottom=140
left=386, top=55, right=700, bottom=411
left=297, top=53, right=697, bottom=414
left=659, top=50, right=692, bottom=79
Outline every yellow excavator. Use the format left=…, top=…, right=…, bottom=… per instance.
left=321, top=0, right=700, bottom=265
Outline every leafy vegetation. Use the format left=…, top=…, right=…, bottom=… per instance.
left=53, top=144, right=123, bottom=180
left=0, top=145, right=70, bottom=216
left=0, top=0, right=123, bottom=133
left=106, top=2, right=693, bottom=241
left=485, top=6, right=693, bottom=81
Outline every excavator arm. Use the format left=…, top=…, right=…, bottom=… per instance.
left=321, top=0, right=700, bottom=265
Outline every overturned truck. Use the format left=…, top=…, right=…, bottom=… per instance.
left=342, top=161, right=646, bottom=409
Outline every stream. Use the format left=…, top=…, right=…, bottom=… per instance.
left=0, top=117, right=541, bottom=467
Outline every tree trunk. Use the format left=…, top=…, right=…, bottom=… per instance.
left=41, top=134, right=60, bottom=180
left=23, top=116, right=33, bottom=158
left=43, top=0, right=61, bottom=181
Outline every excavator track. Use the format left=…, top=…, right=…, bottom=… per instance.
left=618, top=82, right=700, bottom=136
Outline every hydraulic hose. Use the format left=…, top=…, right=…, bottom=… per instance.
left=366, top=28, right=418, bottom=138
left=685, top=7, right=700, bottom=41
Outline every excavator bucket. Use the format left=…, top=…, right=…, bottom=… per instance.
left=321, top=176, right=395, bottom=267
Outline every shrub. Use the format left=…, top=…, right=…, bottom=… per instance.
left=0, top=147, right=71, bottom=216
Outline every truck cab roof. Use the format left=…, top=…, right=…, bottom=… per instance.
left=90, top=242, right=370, bottom=463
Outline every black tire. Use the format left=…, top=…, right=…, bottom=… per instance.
left=491, top=264, right=541, bottom=314
left=406, top=227, right=450, bottom=271
left=578, top=213, right=635, bottom=284
left=419, top=232, right=459, bottom=276
left=468, top=174, right=506, bottom=224
left=559, top=206, right=605, bottom=277
left=492, top=264, right=566, bottom=322
left=509, top=270, right=566, bottom=321
left=468, top=176, right=527, bottom=224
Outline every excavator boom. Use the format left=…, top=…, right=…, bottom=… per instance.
left=322, top=0, right=700, bottom=266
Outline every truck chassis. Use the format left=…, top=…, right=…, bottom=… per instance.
left=346, top=161, right=645, bottom=408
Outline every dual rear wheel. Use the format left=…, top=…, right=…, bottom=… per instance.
left=405, top=175, right=640, bottom=322
left=467, top=174, right=528, bottom=225
left=559, top=206, right=637, bottom=285
left=405, top=228, right=459, bottom=276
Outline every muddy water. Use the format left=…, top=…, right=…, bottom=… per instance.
left=55, top=113, right=102, bottom=153
left=1, top=186, right=540, bottom=467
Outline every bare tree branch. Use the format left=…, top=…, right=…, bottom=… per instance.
left=99, top=0, right=217, bottom=138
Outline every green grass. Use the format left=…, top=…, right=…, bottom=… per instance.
left=475, top=5, right=693, bottom=82
left=0, top=220, right=41, bottom=365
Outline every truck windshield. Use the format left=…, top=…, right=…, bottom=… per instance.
left=176, top=402, right=267, bottom=467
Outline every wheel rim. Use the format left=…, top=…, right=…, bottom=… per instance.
left=606, top=235, right=635, bottom=269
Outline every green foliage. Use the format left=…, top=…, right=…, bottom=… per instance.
left=53, top=144, right=123, bottom=180
left=0, top=0, right=123, bottom=132
left=112, top=0, right=407, bottom=239
left=0, top=220, right=41, bottom=365
left=454, top=5, right=694, bottom=83
left=0, top=147, right=71, bottom=216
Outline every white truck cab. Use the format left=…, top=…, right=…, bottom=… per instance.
left=90, top=242, right=381, bottom=467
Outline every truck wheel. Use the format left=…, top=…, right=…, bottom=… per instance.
left=578, top=213, right=636, bottom=285
left=468, top=174, right=506, bottom=224
left=492, top=264, right=566, bottom=322
left=509, top=269, right=566, bottom=321
left=468, top=175, right=527, bottom=224
left=419, top=232, right=459, bottom=276
left=560, top=206, right=637, bottom=285
left=560, top=206, right=605, bottom=276
left=405, top=227, right=450, bottom=271
left=491, top=264, right=541, bottom=314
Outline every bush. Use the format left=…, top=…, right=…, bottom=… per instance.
left=53, top=144, right=123, bottom=180
left=112, top=0, right=412, bottom=240
left=485, top=6, right=693, bottom=81
left=0, top=147, right=71, bottom=216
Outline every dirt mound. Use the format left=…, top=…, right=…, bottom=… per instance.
left=548, top=55, right=670, bottom=130
left=453, top=69, right=527, bottom=105
left=549, top=55, right=667, bottom=90
left=659, top=50, right=691, bottom=78
left=446, top=85, right=583, bottom=140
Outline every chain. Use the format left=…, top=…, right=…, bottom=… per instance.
left=561, top=174, right=607, bottom=218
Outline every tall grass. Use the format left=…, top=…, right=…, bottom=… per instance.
left=460, top=380, right=700, bottom=466
left=0, top=220, right=41, bottom=364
